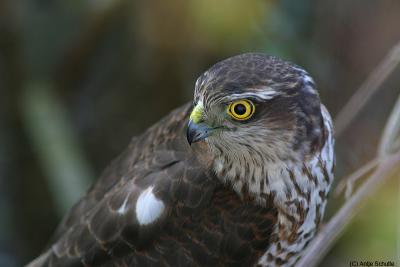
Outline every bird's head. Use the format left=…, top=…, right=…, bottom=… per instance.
left=187, top=53, right=326, bottom=170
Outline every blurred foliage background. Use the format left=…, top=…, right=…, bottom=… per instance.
left=0, top=0, right=399, bottom=266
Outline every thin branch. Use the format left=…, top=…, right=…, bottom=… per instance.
left=334, top=42, right=400, bottom=137
left=378, top=94, right=400, bottom=265
left=297, top=151, right=400, bottom=267
left=334, top=157, right=379, bottom=199
left=378, top=94, right=400, bottom=157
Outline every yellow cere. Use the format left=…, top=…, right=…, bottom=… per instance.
left=227, top=99, right=255, bottom=120
left=189, top=102, right=204, bottom=123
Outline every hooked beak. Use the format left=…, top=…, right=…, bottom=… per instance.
left=186, top=120, right=215, bottom=145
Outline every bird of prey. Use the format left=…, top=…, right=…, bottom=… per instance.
left=28, top=53, right=334, bottom=267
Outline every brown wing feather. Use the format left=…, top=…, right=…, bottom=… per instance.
left=28, top=103, right=277, bottom=267
left=108, top=186, right=277, bottom=267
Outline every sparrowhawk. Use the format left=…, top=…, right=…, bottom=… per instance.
left=28, top=53, right=334, bottom=267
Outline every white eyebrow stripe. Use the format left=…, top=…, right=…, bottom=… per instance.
left=222, top=89, right=281, bottom=102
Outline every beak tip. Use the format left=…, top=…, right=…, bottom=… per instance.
left=186, top=123, right=193, bottom=145
left=187, top=138, right=193, bottom=146
left=186, top=120, right=210, bottom=145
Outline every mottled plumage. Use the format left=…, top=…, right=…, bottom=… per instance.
left=28, top=53, right=334, bottom=267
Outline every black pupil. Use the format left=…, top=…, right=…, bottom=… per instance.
left=234, top=104, right=247, bottom=115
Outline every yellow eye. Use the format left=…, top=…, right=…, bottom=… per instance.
left=227, top=100, right=255, bottom=121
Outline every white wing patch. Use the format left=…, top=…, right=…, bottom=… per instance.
left=135, top=186, right=165, bottom=225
